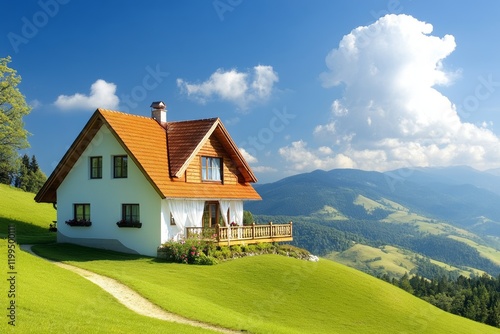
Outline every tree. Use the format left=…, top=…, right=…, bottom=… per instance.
left=0, top=56, right=31, bottom=184
left=243, top=210, right=254, bottom=225
left=13, top=154, right=46, bottom=193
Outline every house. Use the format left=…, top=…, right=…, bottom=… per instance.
left=35, top=102, right=292, bottom=256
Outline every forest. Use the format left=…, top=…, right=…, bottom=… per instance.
left=384, top=272, right=500, bottom=328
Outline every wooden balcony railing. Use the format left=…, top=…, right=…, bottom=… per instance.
left=186, top=222, right=293, bottom=246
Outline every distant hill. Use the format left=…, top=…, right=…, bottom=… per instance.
left=248, top=167, right=500, bottom=277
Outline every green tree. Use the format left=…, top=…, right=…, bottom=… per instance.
left=243, top=210, right=254, bottom=225
left=14, top=154, right=46, bottom=193
left=0, top=56, right=31, bottom=184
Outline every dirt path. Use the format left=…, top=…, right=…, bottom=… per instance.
left=20, top=245, right=241, bottom=334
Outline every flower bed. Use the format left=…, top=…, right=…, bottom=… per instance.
left=157, top=238, right=314, bottom=265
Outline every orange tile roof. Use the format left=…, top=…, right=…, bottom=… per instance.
left=35, top=109, right=261, bottom=203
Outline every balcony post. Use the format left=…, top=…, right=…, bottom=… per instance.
left=216, top=224, right=220, bottom=242
left=252, top=222, right=255, bottom=240
left=289, top=221, right=293, bottom=236
left=269, top=222, right=273, bottom=237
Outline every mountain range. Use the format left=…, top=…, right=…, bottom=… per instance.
left=248, top=166, right=500, bottom=235
left=247, top=166, right=500, bottom=278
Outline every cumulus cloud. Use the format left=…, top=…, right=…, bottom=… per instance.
left=283, top=14, right=500, bottom=173
left=252, top=166, right=278, bottom=173
left=54, top=79, right=119, bottom=111
left=279, top=140, right=354, bottom=172
left=239, top=147, right=258, bottom=164
left=177, top=65, right=278, bottom=109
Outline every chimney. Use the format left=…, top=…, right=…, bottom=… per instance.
left=150, top=101, right=167, bottom=126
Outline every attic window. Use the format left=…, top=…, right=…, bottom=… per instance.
left=201, top=157, right=222, bottom=181
left=113, top=155, right=128, bottom=178
left=90, top=156, right=102, bottom=179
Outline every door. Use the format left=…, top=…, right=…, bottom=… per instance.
left=202, top=201, right=219, bottom=228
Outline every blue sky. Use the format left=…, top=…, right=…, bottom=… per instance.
left=3, top=1, right=500, bottom=183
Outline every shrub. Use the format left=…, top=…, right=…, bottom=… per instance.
left=211, top=248, right=232, bottom=261
left=230, top=245, right=243, bottom=255
left=158, top=238, right=314, bottom=264
left=246, top=244, right=258, bottom=253
left=194, top=252, right=218, bottom=265
left=256, top=242, right=273, bottom=252
left=277, top=244, right=311, bottom=260
left=159, top=237, right=209, bottom=264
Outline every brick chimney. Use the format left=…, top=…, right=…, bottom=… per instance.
left=150, top=101, right=167, bottom=126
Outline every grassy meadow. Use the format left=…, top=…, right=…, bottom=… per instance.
left=32, top=243, right=500, bottom=334
left=0, top=184, right=56, bottom=244
left=0, top=240, right=218, bottom=334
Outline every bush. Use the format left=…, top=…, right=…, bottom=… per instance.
left=256, top=242, right=273, bottom=252
left=158, top=239, right=314, bottom=264
left=194, top=252, right=218, bottom=265
left=230, top=245, right=243, bottom=254
left=277, top=244, right=311, bottom=260
left=159, top=237, right=209, bottom=264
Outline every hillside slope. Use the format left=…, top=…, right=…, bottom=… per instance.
left=0, top=184, right=55, bottom=243
left=33, top=243, right=500, bottom=334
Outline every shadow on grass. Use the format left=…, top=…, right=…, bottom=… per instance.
left=0, top=217, right=56, bottom=244
left=31, top=242, right=155, bottom=263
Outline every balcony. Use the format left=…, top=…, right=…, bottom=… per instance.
left=186, top=222, right=293, bottom=246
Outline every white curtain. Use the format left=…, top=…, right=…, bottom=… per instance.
left=219, top=200, right=232, bottom=240
left=231, top=200, right=243, bottom=226
left=219, top=200, right=231, bottom=226
left=168, top=199, right=187, bottom=239
left=186, top=200, right=205, bottom=228
left=213, top=158, right=221, bottom=180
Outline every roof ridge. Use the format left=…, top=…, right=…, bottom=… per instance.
left=97, top=108, right=155, bottom=121
left=167, top=117, right=219, bottom=124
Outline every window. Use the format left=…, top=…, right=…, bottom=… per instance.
left=122, top=204, right=140, bottom=223
left=74, top=204, right=91, bottom=221
left=202, top=201, right=221, bottom=227
left=114, top=155, right=128, bottom=178
left=201, top=157, right=222, bottom=181
left=90, top=156, right=102, bottom=179
left=170, top=213, right=176, bottom=226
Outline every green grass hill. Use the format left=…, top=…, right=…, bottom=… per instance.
left=0, top=184, right=55, bottom=243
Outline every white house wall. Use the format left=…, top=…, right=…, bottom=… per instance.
left=57, top=125, right=162, bottom=256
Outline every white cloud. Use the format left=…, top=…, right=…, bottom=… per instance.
left=177, top=65, right=278, bottom=109
left=252, top=166, right=278, bottom=173
left=239, top=147, right=258, bottom=164
left=54, top=79, right=119, bottom=111
left=279, top=140, right=355, bottom=172
left=284, top=14, right=500, bottom=173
